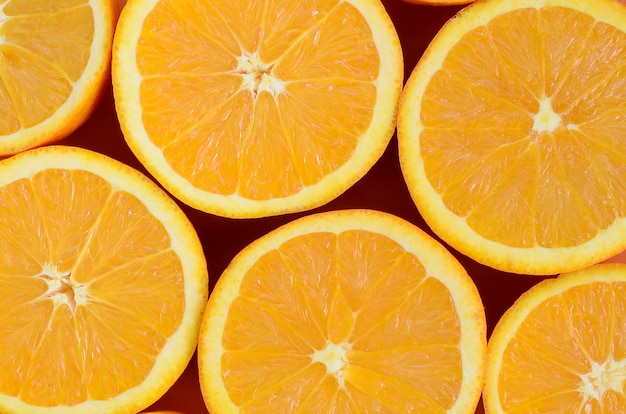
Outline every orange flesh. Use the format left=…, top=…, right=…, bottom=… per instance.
left=419, top=7, right=626, bottom=248
left=136, top=0, right=379, bottom=200
left=0, top=0, right=94, bottom=133
left=221, top=231, right=462, bottom=412
left=0, top=169, right=184, bottom=406
left=497, top=281, right=626, bottom=413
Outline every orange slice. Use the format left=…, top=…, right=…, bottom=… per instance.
left=484, top=263, right=626, bottom=413
left=397, top=0, right=626, bottom=275
left=112, top=0, right=403, bottom=218
left=0, top=0, right=118, bottom=156
left=0, top=146, right=208, bottom=413
left=198, top=209, right=486, bottom=413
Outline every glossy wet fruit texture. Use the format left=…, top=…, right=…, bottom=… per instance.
left=112, top=0, right=403, bottom=218
left=484, top=263, right=626, bottom=413
left=398, top=0, right=626, bottom=275
left=0, top=146, right=208, bottom=414
left=199, top=209, right=486, bottom=413
left=0, top=0, right=118, bottom=156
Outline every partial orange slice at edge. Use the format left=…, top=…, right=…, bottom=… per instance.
left=484, top=263, right=626, bottom=413
left=0, top=0, right=118, bottom=156
left=0, top=145, right=208, bottom=413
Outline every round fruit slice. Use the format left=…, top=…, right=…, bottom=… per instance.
left=397, top=0, right=626, bottom=275
left=484, top=263, right=626, bottom=413
left=198, top=209, right=486, bottom=413
left=0, top=146, right=208, bottom=413
left=112, top=0, right=403, bottom=218
left=0, top=0, right=118, bottom=156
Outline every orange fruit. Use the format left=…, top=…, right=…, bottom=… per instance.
left=112, top=0, right=403, bottom=218
left=483, top=263, right=626, bottom=413
left=198, top=209, right=486, bottom=413
left=397, top=0, right=626, bottom=275
left=0, top=146, right=208, bottom=413
left=0, top=0, right=118, bottom=156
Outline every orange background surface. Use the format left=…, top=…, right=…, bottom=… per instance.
left=61, top=0, right=626, bottom=413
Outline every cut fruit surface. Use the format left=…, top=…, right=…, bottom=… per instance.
left=112, top=0, right=403, bottom=218
left=0, top=0, right=118, bottom=156
left=198, top=209, right=486, bottom=413
left=484, top=263, right=626, bottom=414
left=397, top=0, right=626, bottom=275
left=0, top=146, right=208, bottom=414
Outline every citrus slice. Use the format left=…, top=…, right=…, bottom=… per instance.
left=0, top=0, right=118, bottom=156
left=198, top=209, right=486, bottom=413
left=484, top=263, right=626, bottom=413
left=112, top=0, right=403, bottom=218
left=0, top=146, right=208, bottom=413
left=397, top=0, right=626, bottom=275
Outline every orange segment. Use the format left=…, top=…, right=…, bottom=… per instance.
left=0, top=146, right=208, bottom=414
left=198, top=209, right=486, bottom=413
left=0, top=45, right=71, bottom=130
left=0, top=0, right=118, bottom=155
left=3, top=1, right=93, bottom=81
left=484, top=263, right=626, bottom=414
left=398, top=0, right=626, bottom=275
left=112, top=0, right=403, bottom=218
